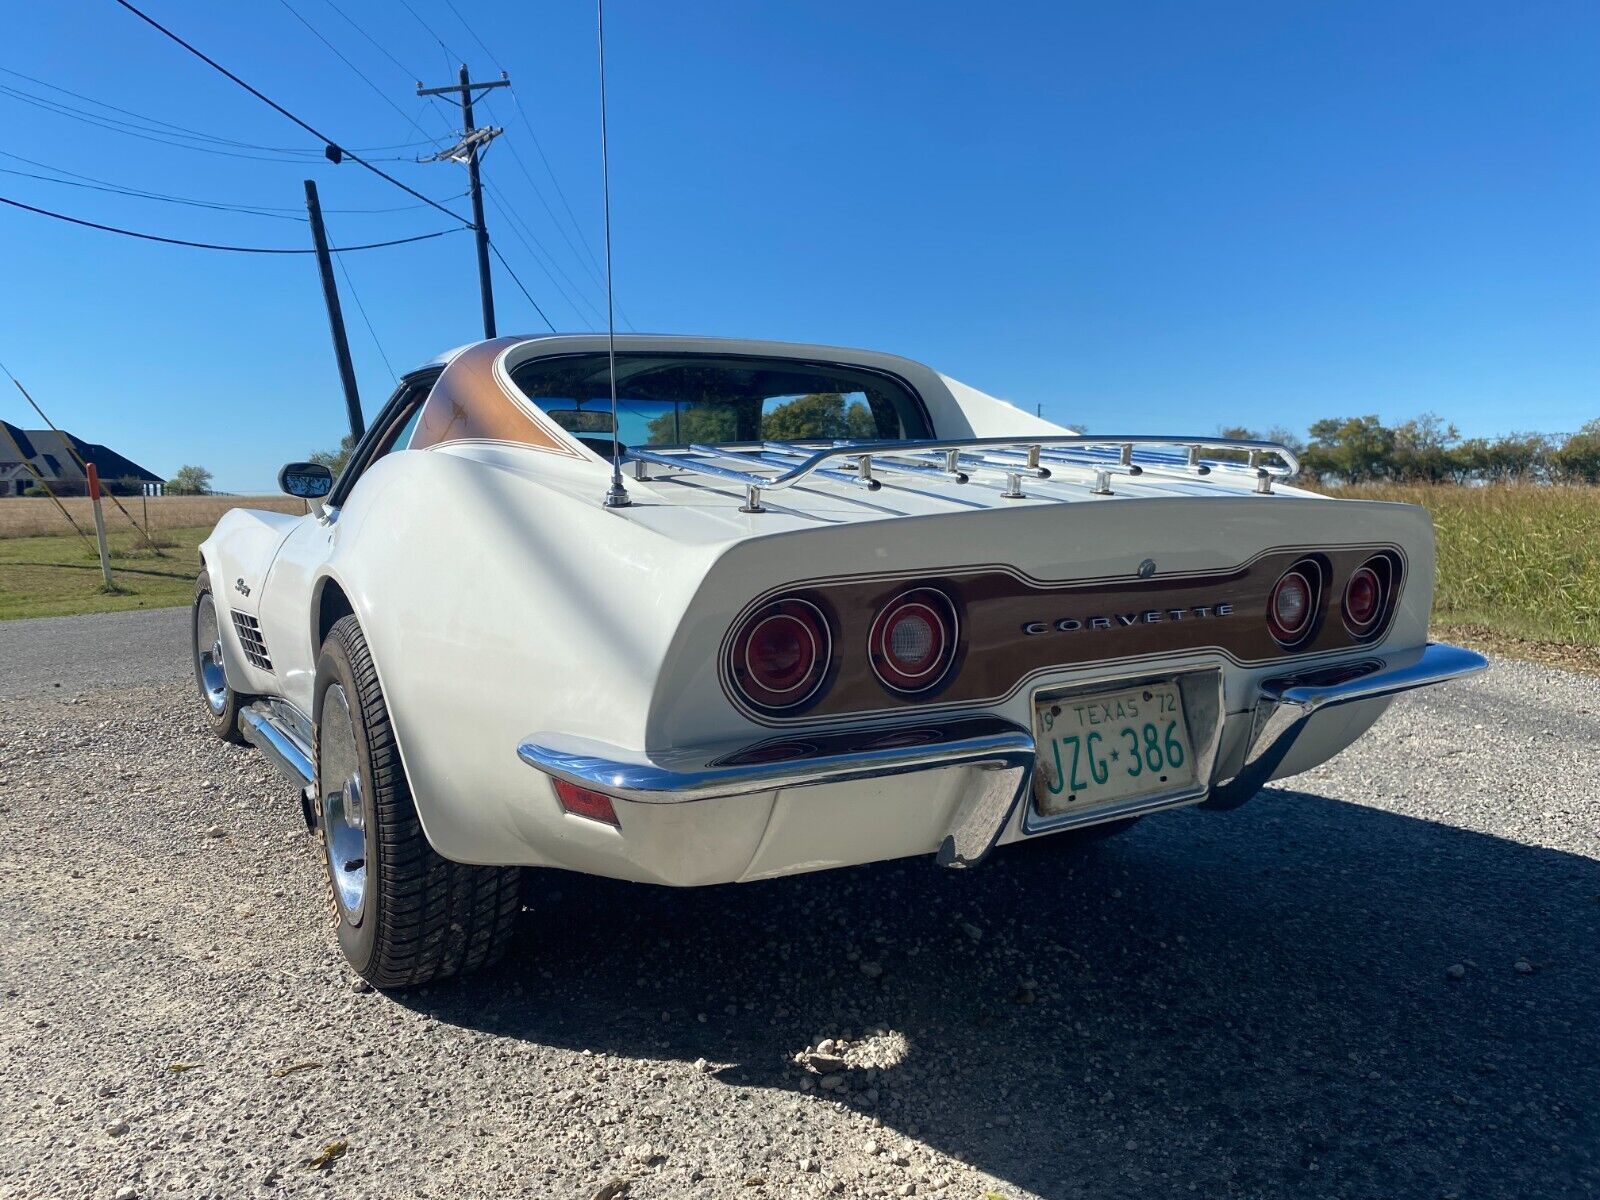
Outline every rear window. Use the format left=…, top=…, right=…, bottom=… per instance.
left=509, top=353, right=930, bottom=455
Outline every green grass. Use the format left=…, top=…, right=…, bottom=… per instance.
left=1326, top=484, right=1600, bottom=648
left=0, top=525, right=205, bottom=620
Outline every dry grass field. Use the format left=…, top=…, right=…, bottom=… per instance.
left=1323, top=483, right=1600, bottom=665
left=0, top=494, right=308, bottom=539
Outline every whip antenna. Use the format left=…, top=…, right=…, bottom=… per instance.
left=597, top=0, right=630, bottom=508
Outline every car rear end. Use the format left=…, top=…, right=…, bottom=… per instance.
left=517, top=487, right=1486, bottom=885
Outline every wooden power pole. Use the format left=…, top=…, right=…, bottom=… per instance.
left=303, top=179, right=364, bottom=442
left=418, top=66, right=509, bottom=340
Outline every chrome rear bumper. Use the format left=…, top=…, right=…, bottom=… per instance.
left=516, top=643, right=1487, bottom=868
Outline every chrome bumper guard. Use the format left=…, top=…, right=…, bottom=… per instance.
left=516, top=643, right=1486, bottom=868
left=1204, top=641, right=1488, bottom=809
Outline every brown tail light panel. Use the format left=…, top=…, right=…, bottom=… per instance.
left=719, top=544, right=1406, bottom=725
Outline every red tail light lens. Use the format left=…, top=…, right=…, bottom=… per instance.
left=728, top=598, right=831, bottom=712
left=869, top=588, right=959, bottom=695
left=1267, top=565, right=1318, bottom=646
left=553, top=779, right=619, bottom=826
left=1342, top=555, right=1397, bottom=639
left=1344, top=566, right=1381, bottom=629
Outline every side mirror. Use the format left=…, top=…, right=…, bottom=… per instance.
left=278, top=461, right=333, bottom=499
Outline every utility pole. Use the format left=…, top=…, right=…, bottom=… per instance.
left=418, top=66, right=509, bottom=340
left=303, top=179, right=364, bottom=442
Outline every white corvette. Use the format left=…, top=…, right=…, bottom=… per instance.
left=195, top=334, right=1486, bottom=987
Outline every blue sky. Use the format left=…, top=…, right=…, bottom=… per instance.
left=2, top=0, right=1596, bottom=491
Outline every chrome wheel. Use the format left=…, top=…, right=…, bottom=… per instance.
left=194, top=591, right=227, bottom=716
left=319, top=683, right=369, bottom=924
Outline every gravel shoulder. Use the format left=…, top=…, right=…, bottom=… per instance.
left=0, top=653, right=1595, bottom=1199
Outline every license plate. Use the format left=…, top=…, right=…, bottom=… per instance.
left=1033, top=680, right=1197, bottom=816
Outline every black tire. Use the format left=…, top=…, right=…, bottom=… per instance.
left=313, top=614, right=521, bottom=988
left=192, top=574, right=247, bottom=744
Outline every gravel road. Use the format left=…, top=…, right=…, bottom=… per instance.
left=0, top=607, right=189, bottom=699
left=1, top=610, right=1595, bottom=1199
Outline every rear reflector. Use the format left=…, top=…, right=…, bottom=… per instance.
left=553, top=779, right=619, bottom=826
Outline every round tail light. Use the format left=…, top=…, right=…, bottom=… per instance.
left=869, top=588, right=959, bottom=695
left=728, top=598, right=831, bottom=712
left=1267, top=565, right=1319, bottom=647
left=1342, top=555, right=1396, bottom=639
left=1344, top=566, right=1381, bottom=629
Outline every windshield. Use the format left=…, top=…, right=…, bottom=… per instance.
left=509, top=353, right=930, bottom=455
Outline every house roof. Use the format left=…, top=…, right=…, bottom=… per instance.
left=0, top=420, right=37, bottom=462
left=0, top=423, right=162, bottom=482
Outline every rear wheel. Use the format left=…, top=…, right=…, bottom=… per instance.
left=314, top=614, right=521, bottom=988
left=192, top=574, right=246, bottom=743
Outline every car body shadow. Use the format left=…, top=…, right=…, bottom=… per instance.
left=397, top=789, right=1600, bottom=1198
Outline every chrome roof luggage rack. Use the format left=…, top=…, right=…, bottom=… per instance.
left=628, top=436, right=1300, bottom=513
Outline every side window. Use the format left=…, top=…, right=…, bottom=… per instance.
left=328, top=372, right=439, bottom=505
left=367, top=401, right=425, bottom=467
left=387, top=405, right=425, bottom=453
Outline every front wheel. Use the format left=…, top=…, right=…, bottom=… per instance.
left=192, top=574, right=246, bottom=743
left=313, top=614, right=521, bottom=988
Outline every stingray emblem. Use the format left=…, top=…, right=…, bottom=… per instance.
left=1137, top=558, right=1158, bottom=579
left=234, top=577, right=251, bottom=597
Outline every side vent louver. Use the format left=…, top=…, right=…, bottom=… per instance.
left=230, top=611, right=273, bottom=672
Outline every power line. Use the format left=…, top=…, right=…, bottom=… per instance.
left=0, top=163, right=312, bottom=222
left=0, top=192, right=462, bottom=254
left=0, top=68, right=436, bottom=156
left=0, top=66, right=310, bottom=153
left=319, top=0, right=422, bottom=82
left=485, top=93, right=634, bottom=330
left=273, top=0, right=445, bottom=147
left=504, top=90, right=612, bottom=297
left=483, top=182, right=601, bottom=326
left=396, top=0, right=460, bottom=64
left=0, top=164, right=301, bottom=221
left=311, top=0, right=460, bottom=147
left=334, top=253, right=397, bottom=379
left=0, top=84, right=354, bottom=163
left=480, top=94, right=604, bottom=294
left=108, top=0, right=475, bottom=227
left=0, top=148, right=461, bottom=214
left=484, top=179, right=602, bottom=323
left=488, top=241, right=557, bottom=332
left=437, top=0, right=505, bottom=73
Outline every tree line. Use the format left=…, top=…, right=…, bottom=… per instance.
left=1214, top=415, right=1600, bottom=485
left=281, top=408, right=1600, bottom=494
